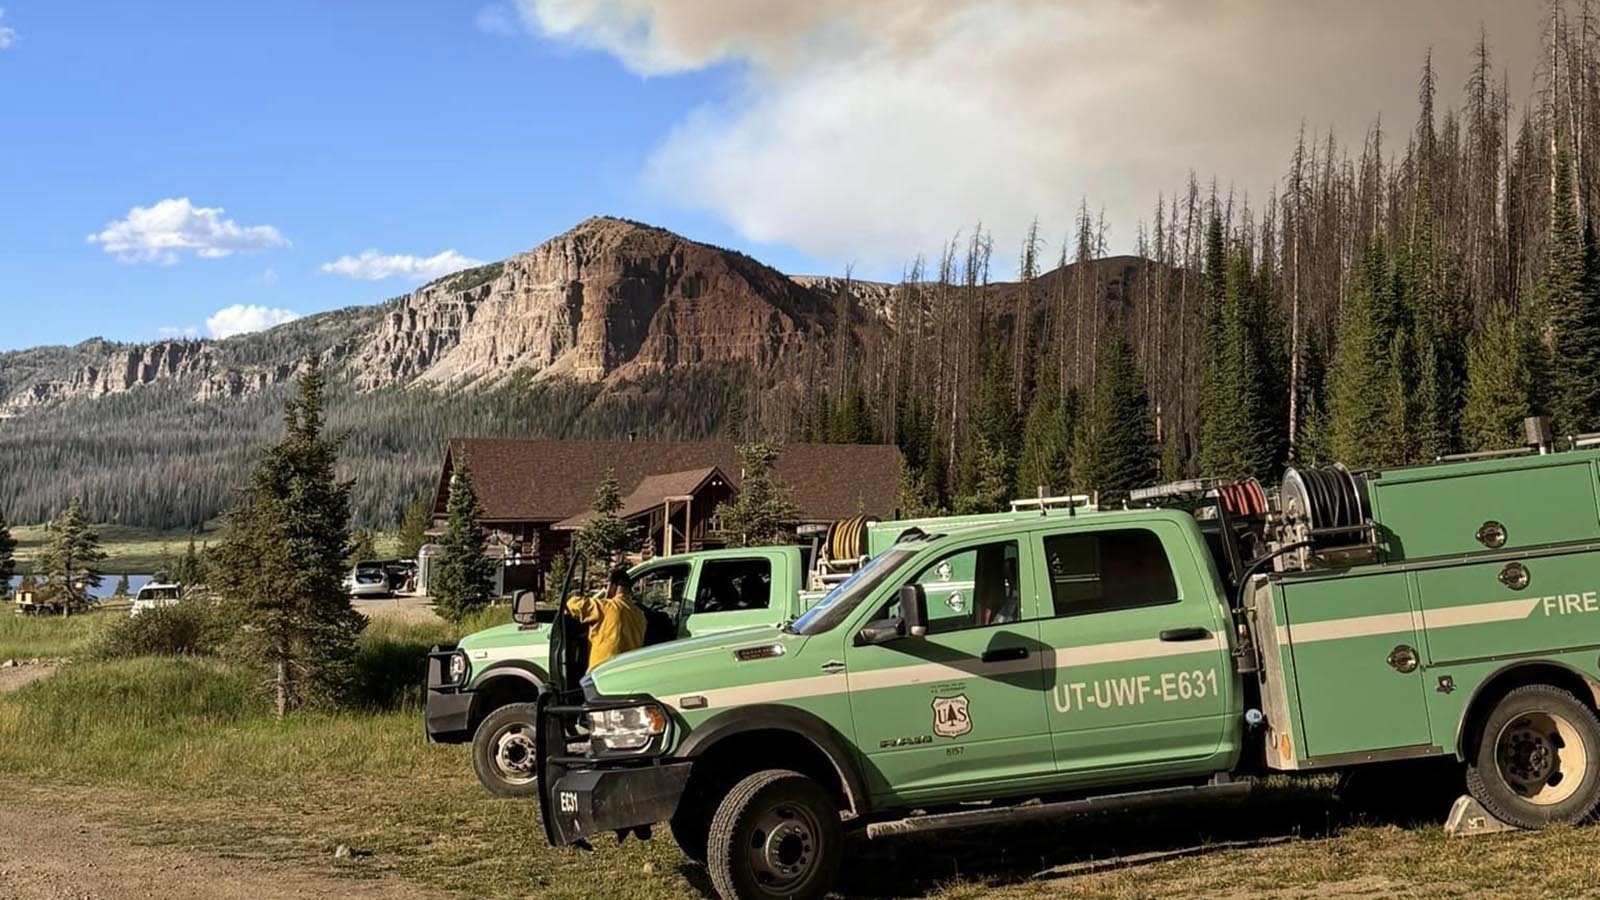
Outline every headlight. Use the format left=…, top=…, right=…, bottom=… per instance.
left=448, top=651, right=468, bottom=684
left=586, top=704, right=668, bottom=752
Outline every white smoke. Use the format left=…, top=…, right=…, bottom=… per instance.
left=509, top=0, right=1537, bottom=269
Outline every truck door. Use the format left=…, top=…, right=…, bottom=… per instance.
left=680, top=556, right=783, bottom=636
left=844, top=536, right=1052, bottom=800
left=1034, top=521, right=1233, bottom=780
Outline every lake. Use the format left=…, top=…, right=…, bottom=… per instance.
left=7, top=575, right=153, bottom=600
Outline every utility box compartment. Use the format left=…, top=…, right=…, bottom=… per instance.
left=1258, top=571, right=1433, bottom=766
left=1367, top=457, right=1600, bottom=562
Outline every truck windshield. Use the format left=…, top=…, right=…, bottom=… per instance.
left=791, top=548, right=917, bottom=635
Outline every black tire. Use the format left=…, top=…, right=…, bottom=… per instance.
left=471, top=702, right=542, bottom=798
left=706, top=769, right=842, bottom=900
left=1465, top=684, right=1600, bottom=829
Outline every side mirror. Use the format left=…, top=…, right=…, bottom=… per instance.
left=899, top=584, right=928, bottom=637
left=512, top=589, right=540, bottom=627
left=854, top=617, right=906, bottom=646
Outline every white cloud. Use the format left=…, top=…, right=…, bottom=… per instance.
left=0, top=9, right=15, bottom=50
left=319, top=249, right=485, bottom=281
left=156, top=326, right=200, bottom=339
left=511, top=0, right=1539, bottom=267
left=87, top=198, right=289, bottom=264
left=205, top=304, right=300, bottom=339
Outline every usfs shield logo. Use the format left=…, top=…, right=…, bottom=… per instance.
left=932, top=694, right=972, bottom=738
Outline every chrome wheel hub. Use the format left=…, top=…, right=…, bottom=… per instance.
left=748, top=805, right=817, bottom=887
left=492, top=724, right=538, bottom=784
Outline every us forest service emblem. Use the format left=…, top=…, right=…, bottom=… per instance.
left=932, top=694, right=972, bottom=738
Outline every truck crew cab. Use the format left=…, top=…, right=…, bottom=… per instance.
left=536, top=440, right=1600, bottom=900
left=424, top=546, right=812, bottom=795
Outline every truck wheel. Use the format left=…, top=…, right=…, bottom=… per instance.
left=471, top=702, right=541, bottom=797
left=706, top=769, right=842, bottom=900
left=1466, top=684, right=1600, bottom=829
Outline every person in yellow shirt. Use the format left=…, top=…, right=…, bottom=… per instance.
left=565, top=565, right=646, bottom=672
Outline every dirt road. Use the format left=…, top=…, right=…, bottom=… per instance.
left=0, top=663, right=440, bottom=899
left=0, top=664, right=56, bottom=695
left=0, top=798, right=437, bottom=900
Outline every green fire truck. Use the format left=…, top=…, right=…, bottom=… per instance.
left=425, top=546, right=815, bottom=795
left=533, top=430, right=1600, bottom=900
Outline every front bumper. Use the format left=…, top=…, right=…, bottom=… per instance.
left=538, top=691, right=691, bottom=846
left=545, top=762, right=694, bottom=845
left=424, top=646, right=473, bottom=743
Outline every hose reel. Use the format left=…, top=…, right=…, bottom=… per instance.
left=1275, top=464, right=1374, bottom=570
left=824, top=516, right=876, bottom=563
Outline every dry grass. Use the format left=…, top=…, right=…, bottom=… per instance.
left=3, top=618, right=1600, bottom=899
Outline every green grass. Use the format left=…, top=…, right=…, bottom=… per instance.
left=8, top=624, right=1600, bottom=898
left=12, top=523, right=226, bottom=575
left=12, top=523, right=403, bottom=575
left=0, top=609, right=116, bottom=659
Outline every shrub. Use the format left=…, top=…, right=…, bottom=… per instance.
left=94, top=598, right=224, bottom=659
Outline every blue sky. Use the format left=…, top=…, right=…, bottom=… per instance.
left=0, top=1, right=1539, bottom=352
left=0, top=0, right=831, bottom=351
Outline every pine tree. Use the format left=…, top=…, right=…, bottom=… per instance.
left=173, top=535, right=206, bottom=585
left=826, top=379, right=876, bottom=443
left=432, top=462, right=497, bottom=623
left=1540, top=144, right=1600, bottom=433
left=1200, top=244, right=1287, bottom=479
left=1329, top=243, right=1404, bottom=467
left=396, top=496, right=432, bottom=559
left=716, top=442, right=800, bottom=547
left=214, top=362, right=364, bottom=716
left=575, top=467, right=639, bottom=567
left=348, top=529, right=378, bottom=565
left=37, top=497, right=106, bottom=615
left=895, top=459, right=943, bottom=518
left=0, top=511, right=14, bottom=591
left=1071, top=331, right=1157, bottom=504
left=954, top=434, right=1014, bottom=514
left=961, top=341, right=1019, bottom=500
left=1016, top=370, right=1073, bottom=497
left=1463, top=304, right=1538, bottom=451
left=113, top=573, right=130, bottom=598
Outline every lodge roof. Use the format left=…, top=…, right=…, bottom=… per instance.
left=551, top=467, right=728, bottom=531
left=438, top=439, right=902, bottom=525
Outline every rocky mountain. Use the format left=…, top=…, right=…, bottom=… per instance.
left=0, top=215, right=1159, bottom=529
left=0, top=217, right=878, bottom=417
left=350, top=217, right=854, bottom=390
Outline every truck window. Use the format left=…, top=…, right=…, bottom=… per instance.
left=634, top=564, right=690, bottom=616
left=1042, top=528, right=1177, bottom=616
left=693, top=558, right=773, bottom=613
left=882, top=540, right=1021, bottom=634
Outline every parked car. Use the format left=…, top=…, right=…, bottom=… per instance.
left=345, top=562, right=391, bottom=598
left=130, top=582, right=182, bottom=616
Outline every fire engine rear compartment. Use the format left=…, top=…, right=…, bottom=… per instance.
left=1247, top=448, right=1600, bottom=771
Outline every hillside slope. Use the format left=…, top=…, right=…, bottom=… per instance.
left=0, top=217, right=1151, bottom=529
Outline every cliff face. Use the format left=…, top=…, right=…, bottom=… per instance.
left=1, top=341, right=215, bottom=413
left=350, top=217, right=842, bottom=390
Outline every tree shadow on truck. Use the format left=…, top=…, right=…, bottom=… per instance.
left=810, top=761, right=1465, bottom=899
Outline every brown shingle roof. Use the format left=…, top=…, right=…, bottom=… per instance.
left=551, top=467, right=728, bottom=530
left=440, top=439, right=901, bottom=524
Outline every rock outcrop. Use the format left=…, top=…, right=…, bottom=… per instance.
left=349, top=217, right=844, bottom=390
